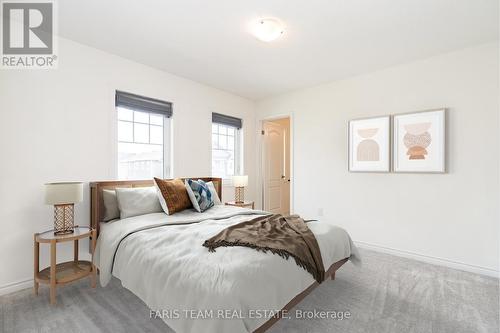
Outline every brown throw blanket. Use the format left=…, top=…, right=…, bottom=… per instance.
left=203, top=214, right=325, bottom=283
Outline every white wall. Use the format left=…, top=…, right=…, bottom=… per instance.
left=256, top=43, right=499, bottom=275
left=0, top=38, right=256, bottom=293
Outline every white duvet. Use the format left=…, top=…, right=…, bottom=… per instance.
left=94, top=205, right=359, bottom=333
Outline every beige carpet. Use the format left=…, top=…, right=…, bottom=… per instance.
left=1, top=248, right=498, bottom=333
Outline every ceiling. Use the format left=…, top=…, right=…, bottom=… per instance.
left=58, top=0, right=498, bottom=100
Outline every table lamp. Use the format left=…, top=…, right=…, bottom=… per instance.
left=45, top=182, right=83, bottom=235
left=232, top=175, right=248, bottom=203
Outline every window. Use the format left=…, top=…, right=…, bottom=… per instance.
left=212, top=113, right=242, bottom=180
left=116, top=91, right=172, bottom=180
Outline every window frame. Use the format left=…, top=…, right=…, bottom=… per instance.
left=211, top=122, right=243, bottom=182
left=116, top=106, right=172, bottom=180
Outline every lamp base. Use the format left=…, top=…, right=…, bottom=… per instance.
left=53, top=204, right=75, bottom=235
left=235, top=187, right=245, bottom=203
left=54, top=229, right=74, bottom=236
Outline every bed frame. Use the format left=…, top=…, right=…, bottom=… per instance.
left=89, top=178, right=348, bottom=333
left=253, top=257, right=348, bottom=333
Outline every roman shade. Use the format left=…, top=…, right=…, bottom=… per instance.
left=212, top=112, right=242, bottom=129
left=116, top=90, right=172, bottom=117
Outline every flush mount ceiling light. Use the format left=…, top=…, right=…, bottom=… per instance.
left=252, top=18, right=285, bottom=42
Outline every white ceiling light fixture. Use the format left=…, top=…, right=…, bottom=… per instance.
left=252, top=18, right=285, bottom=42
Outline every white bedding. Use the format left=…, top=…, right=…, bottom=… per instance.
left=94, top=205, right=359, bottom=333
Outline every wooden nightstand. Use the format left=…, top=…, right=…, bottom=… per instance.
left=225, top=201, right=255, bottom=209
left=34, top=226, right=97, bottom=304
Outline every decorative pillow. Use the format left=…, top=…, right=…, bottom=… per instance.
left=115, top=187, right=162, bottom=219
left=206, top=181, right=222, bottom=205
left=102, top=189, right=120, bottom=222
left=185, top=179, right=215, bottom=212
left=154, top=178, right=192, bottom=215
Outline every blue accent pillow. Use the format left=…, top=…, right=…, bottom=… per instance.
left=185, top=179, right=214, bottom=212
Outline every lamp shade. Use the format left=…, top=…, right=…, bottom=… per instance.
left=232, top=175, right=248, bottom=187
left=44, top=182, right=83, bottom=205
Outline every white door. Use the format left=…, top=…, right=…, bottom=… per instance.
left=263, top=121, right=289, bottom=214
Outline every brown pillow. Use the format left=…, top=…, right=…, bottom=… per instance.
left=154, top=178, right=192, bottom=214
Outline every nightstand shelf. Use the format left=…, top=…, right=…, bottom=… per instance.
left=37, top=260, right=92, bottom=285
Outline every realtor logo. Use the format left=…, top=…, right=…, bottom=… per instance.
left=1, top=0, right=57, bottom=68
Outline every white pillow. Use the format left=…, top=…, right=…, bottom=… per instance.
left=154, top=181, right=169, bottom=215
left=206, top=181, right=222, bottom=205
left=102, top=189, right=120, bottom=222
left=115, top=187, right=162, bottom=219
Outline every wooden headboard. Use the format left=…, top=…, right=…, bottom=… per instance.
left=89, top=178, right=222, bottom=241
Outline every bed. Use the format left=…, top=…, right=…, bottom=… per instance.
left=90, top=178, right=359, bottom=333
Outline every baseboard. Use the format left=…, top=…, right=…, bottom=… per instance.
left=0, top=278, right=33, bottom=296
left=354, top=240, right=499, bottom=278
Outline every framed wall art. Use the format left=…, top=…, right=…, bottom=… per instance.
left=392, top=109, right=446, bottom=173
left=348, top=116, right=390, bottom=172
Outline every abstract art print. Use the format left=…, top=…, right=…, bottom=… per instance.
left=393, top=109, right=446, bottom=173
left=348, top=116, right=390, bottom=172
